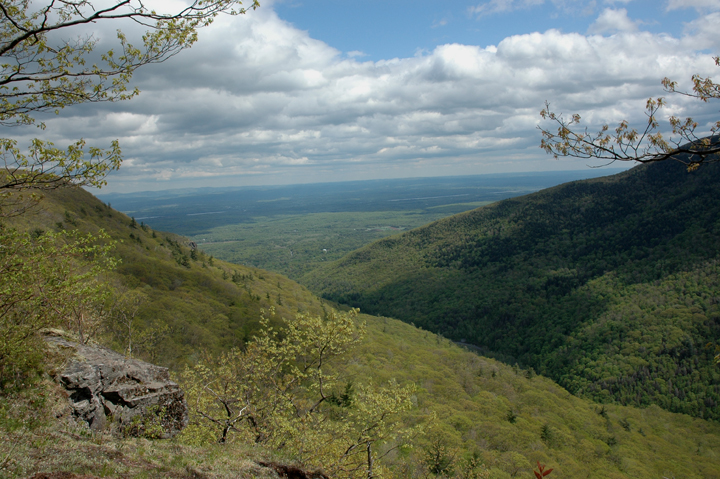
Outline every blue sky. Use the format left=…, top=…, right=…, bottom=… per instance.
left=274, top=0, right=698, bottom=61
left=17, top=0, right=720, bottom=192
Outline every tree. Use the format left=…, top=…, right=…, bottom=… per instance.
left=540, top=56, right=720, bottom=370
left=0, top=0, right=259, bottom=215
left=539, top=56, right=720, bottom=171
left=0, top=227, right=116, bottom=387
left=181, top=308, right=418, bottom=478
left=422, top=433, right=456, bottom=477
left=107, top=288, right=149, bottom=358
left=0, top=0, right=258, bottom=384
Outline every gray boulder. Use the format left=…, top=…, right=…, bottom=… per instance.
left=45, top=333, right=188, bottom=438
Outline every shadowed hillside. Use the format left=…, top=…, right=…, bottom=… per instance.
left=4, top=182, right=720, bottom=478
left=303, top=161, right=720, bottom=421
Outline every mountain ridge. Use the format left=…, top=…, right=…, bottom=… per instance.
left=5, top=176, right=720, bottom=478
left=302, top=160, right=720, bottom=420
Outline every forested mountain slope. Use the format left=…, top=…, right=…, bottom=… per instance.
left=333, top=313, right=720, bottom=478
left=302, top=161, right=720, bottom=421
left=11, top=186, right=327, bottom=369
left=6, top=183, right=720, bottom=478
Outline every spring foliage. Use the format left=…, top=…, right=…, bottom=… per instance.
left=0, top=226, right=116, bottom=387
left=540, top=56, right=720, bottom=170
left=0, top=0, right=258, bottom=215
left=180, top=308, right=417, bottom=478
left=305, top=160, right=720, bottom=421
left=5, top=186, right=720, bottom=478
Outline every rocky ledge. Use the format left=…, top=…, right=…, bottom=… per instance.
left=45, top=333, right=188, bottom=438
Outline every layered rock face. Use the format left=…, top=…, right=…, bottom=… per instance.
left=46, top=334, right=188, bottom=438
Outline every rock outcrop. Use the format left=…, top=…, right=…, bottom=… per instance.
left=45, top=333, right=188, bottom=438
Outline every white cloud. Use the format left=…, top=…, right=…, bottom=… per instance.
left=16, top=2, right=720, bottom=192
left=588, top=8, right=640, bottom=33
left=680, top=11, right=720, bottom=49
left=667, top=0, right=720, bottom=12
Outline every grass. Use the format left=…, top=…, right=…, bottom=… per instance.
left=192, top=207, right=491, bottom=280
left=5, top=182, right=720, bottom=478
left=0, top=381, right=280, bottom=479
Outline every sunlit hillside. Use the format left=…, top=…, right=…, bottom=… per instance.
left=3, top=182, right=720, bottom=478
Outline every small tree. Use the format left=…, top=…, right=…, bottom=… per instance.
left=0, top=227, right=116, bottom=387
left=422, top=433, right=456, bottom=477
left=540, top=56, right=720, bottom=171
left=456, top=453, right=490, bottom=479
left=106, top=288, right=149, bottom=358
left=0, top=0, right=259, bottom=216
left=181, top=308, right=418, bottom=478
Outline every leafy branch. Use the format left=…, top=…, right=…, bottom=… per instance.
left=539, top=56, right=720, bottom=171
left=0, top=0, right=259, bottom=126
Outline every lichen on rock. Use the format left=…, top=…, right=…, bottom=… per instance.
left=45, top=332, right=188, bottom=438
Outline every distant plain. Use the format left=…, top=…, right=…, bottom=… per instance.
left=100, top=170, right=625, bottom=279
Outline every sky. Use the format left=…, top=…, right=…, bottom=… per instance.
left=16, top=0, right=720, bottom=193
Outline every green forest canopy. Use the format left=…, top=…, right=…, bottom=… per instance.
left=303, top=160, right=720, bottom=421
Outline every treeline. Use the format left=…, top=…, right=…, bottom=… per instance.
left=6, top=186, right=327, bottom=370
left=6, top=181, right=720, bottom=478
left=303, top=160, right=720, bottom=420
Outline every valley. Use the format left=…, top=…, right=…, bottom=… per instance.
left=100, top=170, right=623, bottom=280
left=4, top=1, right=719, bottom=477
left=3, top=164, right=720, bottom=478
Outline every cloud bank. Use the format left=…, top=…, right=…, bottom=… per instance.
left=17, top=2, right=720, bottom=192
